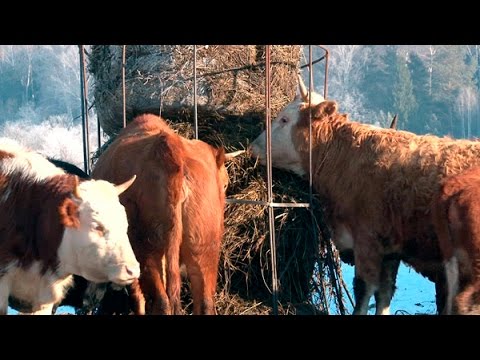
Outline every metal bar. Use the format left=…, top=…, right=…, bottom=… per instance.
left=265, top=45, right=279, bottom=315
left=299, top=55, right=326, bottom=69
left=318, top=45, right=329, bottom=99
left=182, top=60, right=297, bottom=82
left=79, top=45, right=90, bottom=175
left=122, top=45, right=127, bottom=128
left=225, top=198, right=310, bottom=208
left=97, top=114, right=102, bottom=149
left=307, top=45, right=327, bottom=314
left=193, top=45, right=198, bottom=140
left=308, top=46, right=314, bottom=207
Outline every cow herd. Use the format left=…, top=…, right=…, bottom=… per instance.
left=1, top=75, right=480, bottom=315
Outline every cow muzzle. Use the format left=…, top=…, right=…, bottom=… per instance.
left=248, top=143, right=266, bottom=164
left=108, top=262, right=141, bottom=286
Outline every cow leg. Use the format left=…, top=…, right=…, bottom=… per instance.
left=51, top=303, right=59, bottom=315
left=139, top=258, right=171, bottom=315
left=164, top=203, right=183, bottom=315
left=443, top=256, right=459, bottom=315
left=0, top=274, right=12, bottom=315
left=129, top=279, right=146, bottom=315
left=454, top=282, right=480, bottom=314
left=30, top=303, right=54, bottom=315
left=182, top=246, right=219, bottom=315
left=374, top=256, right=400, bottom=315
left=166, top=241, right=182, bottom=315
left=352, top=235, right=382, bottom=315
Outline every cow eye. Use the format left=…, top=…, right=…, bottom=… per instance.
left=280, top=117, right=288, bottom=124
left=94, top=223, right=105, bottom=235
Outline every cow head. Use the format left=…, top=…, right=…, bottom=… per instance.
left=249, top=74, right=326, bottom=176
left=58, top=175, right=140, bottom=286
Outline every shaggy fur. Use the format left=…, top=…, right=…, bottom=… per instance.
left=291, top=101, right=480, bottom=314
left=432, top=167, right=480, bottom=314
left=92, top=114, right=229, bottom=315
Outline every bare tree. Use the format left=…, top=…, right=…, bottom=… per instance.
left=456, top=86, right=477, bottom=138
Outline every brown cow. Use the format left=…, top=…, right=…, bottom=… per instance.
left=92, top=114, right=242, bottom=315
left=432, top=166, right=480, bottom=315
left=0, top=138, right=139, bottom=314
left=250, top=99, right=480, bottom=315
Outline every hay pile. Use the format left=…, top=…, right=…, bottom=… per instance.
left=88, top=45, right=302, bottom=137
left=88, top=45, right=350, bottom=315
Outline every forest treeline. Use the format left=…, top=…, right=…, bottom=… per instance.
left=1, top=45, right=479, bottom=139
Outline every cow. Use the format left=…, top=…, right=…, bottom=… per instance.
left=249, top=97, right=480, bottom=315
left=43, top=159, right=110, bottom=315
left=0, top=138, right=140, bottom=315
left=432, top=166, right=480, bottom=315
left=91, top=114, right=243, bottom=315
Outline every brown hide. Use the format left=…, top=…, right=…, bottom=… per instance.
left=293, top=101, right=480, bottom=312
left=433, top=167, right=480, bottom=314
left=0, top=171, right=80, bottom=274
left=92, top=114, right=227, bottom=315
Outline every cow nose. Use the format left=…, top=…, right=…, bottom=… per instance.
left=247, top=144, right=256, bottom=156
left=126, top=264, right=140, bottom=279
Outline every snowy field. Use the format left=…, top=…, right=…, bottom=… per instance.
left=341, top=263, right=437, bottom=315
left=9, top=263, right=437, bottom=315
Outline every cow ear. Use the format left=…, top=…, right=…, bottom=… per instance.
left=59, top=197, right=80, bottom=229
left=313, top=100, right=338, bottom=119
left=214, top=147, right=226, bottom=168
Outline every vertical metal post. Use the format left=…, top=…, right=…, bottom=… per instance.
left=265, top=45, right=279, bottom=315
left=79, top=45, right=90, bottom=175
left=193, top=45, right=198, bottom=140
left=308, top=46, right=314, bottom=209
left=97, top=117, right=102, bottom=149
left=122, top=45, right=127, bottom=128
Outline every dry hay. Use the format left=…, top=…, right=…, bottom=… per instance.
left=88, top=45, right=302, bottom=137
left=90, top=111, right=350, bottom=315
left=88, top=45, right=350, bottom=315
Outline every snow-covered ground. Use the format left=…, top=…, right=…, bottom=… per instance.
left=341, top=262, right=437, bottom=315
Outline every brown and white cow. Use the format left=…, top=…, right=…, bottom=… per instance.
left=250, top=97, right=480, bottom=315
left=92, top=114, right=242, bottom=315
left=432, top=166, right=480, bottom=315
left=0, top=138, right=140, bottom=315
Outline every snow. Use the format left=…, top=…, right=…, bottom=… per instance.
left=340, top=262, right=437, bottom=315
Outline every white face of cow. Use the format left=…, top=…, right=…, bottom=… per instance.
left=58, top=177, right=140, bottom=286
left=250, top=75, right=324, bottom=176
left=250, top=100, right=307, bottom=176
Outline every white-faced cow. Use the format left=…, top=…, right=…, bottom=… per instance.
left=0, top=139, right=140, bottom=315
left=91, top=114, right=243, bottom=315
left=250, top=93, right=480, bottom=315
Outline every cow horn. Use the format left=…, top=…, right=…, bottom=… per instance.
left=297, top=73, right=309, bottom=102
left=225, top=150, right=245, bottom=161
left=72, top=175, right=81, bottom=199
left=115, top=175, right=137, bottom=195
left=390, top=114, right=398, bottom=130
